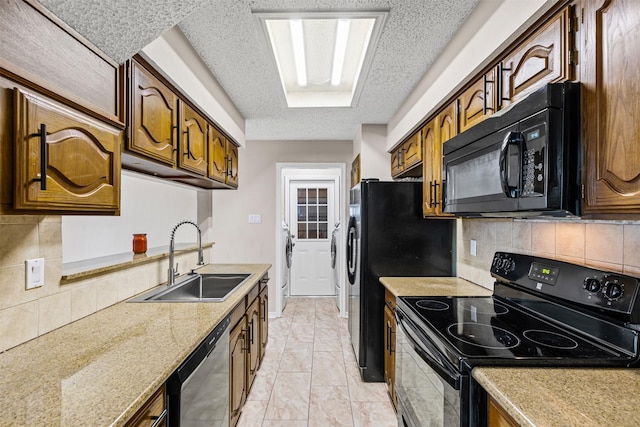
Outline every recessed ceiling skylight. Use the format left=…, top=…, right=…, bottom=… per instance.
left=254, top=11, right=388, bottom=108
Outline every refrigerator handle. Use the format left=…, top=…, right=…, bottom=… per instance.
left=346, top=216, right=357, bottom=285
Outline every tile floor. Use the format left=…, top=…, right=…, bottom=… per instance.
left=237, top=297, right=398, bottom=427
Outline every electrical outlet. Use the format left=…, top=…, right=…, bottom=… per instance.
left=470, top=239, right=477, bottom=257
left=248, top=214, right=262, bottom=224
left=25, top=258, right=45, bottom=289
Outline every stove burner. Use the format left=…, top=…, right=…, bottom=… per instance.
left=416, top=299, right=450, bottom=311
left=523, top=329, right=579, bottom=350
left=447, top=323, right=520, bottom=349
left=457, top=299, right=509, bottom=315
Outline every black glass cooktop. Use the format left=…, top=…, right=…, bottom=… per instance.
left=398, top=296, right=624, bottom=363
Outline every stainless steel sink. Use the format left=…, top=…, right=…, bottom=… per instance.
left=129, top=273, right=253, bottom=303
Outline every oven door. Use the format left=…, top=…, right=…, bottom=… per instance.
left=444, top=124, right=520, bottom=215
left=395, top=308, right=467, bottom=427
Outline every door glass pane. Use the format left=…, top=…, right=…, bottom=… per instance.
left=308, top=188, right=317, bottom=204
left=298, top=223, right=306, bottom=239
left=308, top=206, right=318, bottom=221
left=318, top=223, right=328, bottom=239
left=318, top=188, right=327, bottom=204
left=298, top=188, right=307, bottom=204
left=297, top=206, right=307, bottom=221
left=318, top=206, right=327, bottom=221
left=308, top=223, right=318, bottom=239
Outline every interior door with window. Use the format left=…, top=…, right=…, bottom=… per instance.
left=289, top=181, right=335, bottom=296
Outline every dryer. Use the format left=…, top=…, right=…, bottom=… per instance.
left=281, top=221, right=293, bottom=311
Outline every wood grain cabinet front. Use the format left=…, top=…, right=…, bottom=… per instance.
left=383, top=291, right=397, bottom=410
left=208, top=125, right=228, bottom=183
left=124, top=384, right=166, bottom=427
left=178, top=101, right=208, bottom=175
left=423, top=101, right=457, bottom=217
left=246, top=295, right=261, bottom=393
left=458, top=68, right=497, bottom=133
left=13, top=89, right=121, bottom=213
left=581, top=0, right=640, bottom=216
left=498, top=5, right=573, bottom=109
left=259, top=281, right=269, bottom=365
left=487, top=396, right=518, bottom=427
left=226, top=142, right=239, bottom=188
left=229, top=315, right=247, bottom=427
left=129, top=60, right=178, bottom=166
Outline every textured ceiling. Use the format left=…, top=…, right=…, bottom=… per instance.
left=38, top=0, right=481, bottom=141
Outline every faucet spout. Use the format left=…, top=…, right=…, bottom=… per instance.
left=168, top=220, right=205, bottom=287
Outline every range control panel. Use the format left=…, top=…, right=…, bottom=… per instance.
left=491, top=252, right=640, bottom=322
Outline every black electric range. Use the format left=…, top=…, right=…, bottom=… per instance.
left=394, top=252, right=640, bottom=427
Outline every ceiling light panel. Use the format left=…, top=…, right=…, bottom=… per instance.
left=255, top=10, right=387, bottom=108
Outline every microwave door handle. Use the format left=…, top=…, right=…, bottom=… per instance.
left=499, top=131, right=522, bottom=197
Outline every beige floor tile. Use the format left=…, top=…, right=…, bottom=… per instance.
left=312, top=351, right=347, bottom=386
left=351, top=400, right=397, bottom=427
left=309, top=385, right=354, bottom=427
left=279, top=346, right=313, bottom=372
left=244, top=297, right=396, bottom=426
left=263, top=372, right=311, bottom=420
left=236, top=400, right=268, bottom=427
left=262, top=421, right=308, bottom=427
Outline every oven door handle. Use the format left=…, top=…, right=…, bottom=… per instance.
left=397, top=310, right=461, bottom=389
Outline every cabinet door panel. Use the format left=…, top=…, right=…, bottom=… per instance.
left=459, top=69, right=496, bottom=132
left=259, top=286, right=269, bottom=364
left=14, top=89, right=120, bottom=212
left=208, top=125, right=227, bottom=182
left=500, top=6, right=572, bottom=107
left=229, top=320, right=246, bottom=427
left=583, top=0, right=640, bottom=214
left=131, top=61, right=177, bottom=165
left=226, top=143, right=239, bottom=188
left=422, top=119, right=437, bottom=217
left=246, top=297, right=260, bottom=391
left=403, top=131, right=422, bottom=170
left=179, top=102, right=208, bottom=175
left=390, top=146, right=404, bottom=177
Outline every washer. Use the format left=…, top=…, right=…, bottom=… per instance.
left=331, top=222, right=341, bottom=310
left=281, top=221, right=293, bottom=311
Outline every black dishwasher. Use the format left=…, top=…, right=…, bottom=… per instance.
left=166, top=315, right=230, bottom=426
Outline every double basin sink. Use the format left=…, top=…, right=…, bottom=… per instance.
left=130, top=273, right=253, bottom=303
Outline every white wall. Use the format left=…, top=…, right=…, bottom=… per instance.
left=386, top=0, right=551, bottom=150
left=353, top=124, right=392, bottom=181
left=62, top=171, right=199, bottom=262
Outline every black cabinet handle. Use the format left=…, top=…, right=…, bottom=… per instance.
left=226, top=156, right=233, bottom=176
left=250, top=319, right=254, bottom=345
left=497, top=62, right=512, bottom=109
left=36, top=124, right=47, bottom=190
left=184, top=127, right=194, bottom=159
left=432, top=181, right=441, bottom=206
left=483, top=74, right=495, bottom=115
left=428, top=180, right=434, bottom=208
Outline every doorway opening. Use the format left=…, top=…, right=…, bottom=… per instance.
left=276, top=163, right=347, bottom=318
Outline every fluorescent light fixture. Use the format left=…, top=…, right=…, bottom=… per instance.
left=290, top=19, right=307, bottom=86
left=254, top=10, right=388, bottom=108
left=331, top=19, right=350, bottom=86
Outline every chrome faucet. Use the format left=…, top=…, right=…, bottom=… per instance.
left=168, top=220, right=205, bottom=286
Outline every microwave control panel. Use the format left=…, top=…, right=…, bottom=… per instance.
left=521, top=124, right=546, bottom=197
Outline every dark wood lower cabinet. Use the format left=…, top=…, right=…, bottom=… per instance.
left=383, top=289, right=397, bottom=409
left=229, top=316, right=247, bottom=427
left=124, top=384, right=166, bottom=427
left=488, top=396, right=518, bottom=427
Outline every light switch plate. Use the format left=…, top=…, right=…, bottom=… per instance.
left=248, top=214, right=262, bottom=224
left=26, top=258, right=45, bottom=289
left=470, top=239, right=477, bottom=257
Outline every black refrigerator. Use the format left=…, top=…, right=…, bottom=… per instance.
left=346, top=179, right=454, bottom=382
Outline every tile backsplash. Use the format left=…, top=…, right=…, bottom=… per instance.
left=0, top=215, right=204, bottom=352
left=457, top=218, right=640, bottom=289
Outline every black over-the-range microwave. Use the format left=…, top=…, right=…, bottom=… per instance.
left=443, top=82, right=581, bottom=217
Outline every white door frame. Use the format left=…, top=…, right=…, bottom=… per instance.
left=275, top=163, right=347, bottom=317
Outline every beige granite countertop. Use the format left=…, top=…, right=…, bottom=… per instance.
left=379, top=276, right=493, bottom=297
left=0, top=263, right=270, bottom=427
left=473, top=367, right=640, bottom=427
